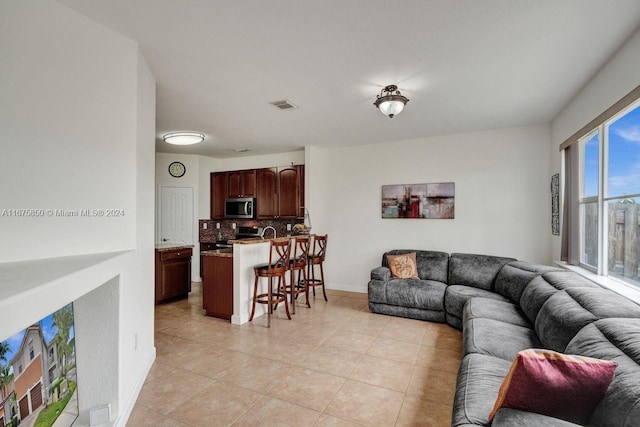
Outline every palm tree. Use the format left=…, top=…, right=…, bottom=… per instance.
left=52, top=305, right=74, bottom=379
left=0, top=365, right=13, bottom=400
left=0, top=341, right=10, bottom=363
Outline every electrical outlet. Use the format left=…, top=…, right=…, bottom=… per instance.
left=203, top=223, right=208, bottom=229
left=216, top=222, right=221, bottom=229
left=232, top=223, right=236, bottom=230
left=286, top=224, right=292, bottom=231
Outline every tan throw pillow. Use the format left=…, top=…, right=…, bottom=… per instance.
left=386, top=252, right=419, bottom=279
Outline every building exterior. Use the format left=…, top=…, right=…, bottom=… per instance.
left=7, top=326, right=59, bottom=423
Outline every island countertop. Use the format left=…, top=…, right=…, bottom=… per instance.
left=201, top=249, right=233, bottom=257
left=154, top=244, right=194, bottom=252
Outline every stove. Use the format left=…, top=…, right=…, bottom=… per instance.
left=215, top=226, right=264, bottom=248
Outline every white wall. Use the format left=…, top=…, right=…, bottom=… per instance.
left=0, top=1, right=137, bottom=263
left=308, top=124, right=552, bottom=293
left=551, top=27, right=640, bottom=260
left=0, top=2, right=156, bottom=425
left=219, top=151, right=305, bottom=171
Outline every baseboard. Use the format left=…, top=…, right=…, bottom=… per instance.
left=114, top=346, right=156, bottom=427
left=326, top=282, right=367, bottom=294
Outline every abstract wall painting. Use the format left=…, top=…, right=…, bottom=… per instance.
left=382, top=182, right=455, bottom=219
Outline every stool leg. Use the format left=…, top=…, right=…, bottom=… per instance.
left=320, top=262, right=328, bottom=301
left=249, top=275, right=259, bottom=322
left=267, top=277, right=272, bottom=328
left=281, top=273, right=291, bottom=320
left=311, top=263, right=316, bottom=297
left=301, top=265, right=310, bottom=308
left=290, top=269, right=296, bottom=315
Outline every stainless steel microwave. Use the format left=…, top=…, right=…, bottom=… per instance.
left=225, top=198, right=255, bottom=219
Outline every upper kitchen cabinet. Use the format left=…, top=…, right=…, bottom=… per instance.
left=277, top=166, right=301, bottom=218
left=256, top=168, right=278, bottom=218
left=210, top=172, right=228, bottom=219
left=256, top=165, right=304, bottom=219
left=228, top=169, right=256, bottom=198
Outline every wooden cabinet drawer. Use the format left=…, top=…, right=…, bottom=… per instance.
left=160, top=248, right=192, bottom=262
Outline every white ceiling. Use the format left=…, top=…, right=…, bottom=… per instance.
left=57, top=0, right=640, bottom=158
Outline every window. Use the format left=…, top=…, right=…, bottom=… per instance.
left=578, top=99, right=640, bottom=286
left=28, top=340, right=34, bottom=360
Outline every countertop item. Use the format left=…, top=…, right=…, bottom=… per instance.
left=201, top=249, right=233, bottom=257
left=155, top=244, right=194, bottom=251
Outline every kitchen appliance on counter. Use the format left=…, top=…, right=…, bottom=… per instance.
left=225, top=197, right=255, bottom=219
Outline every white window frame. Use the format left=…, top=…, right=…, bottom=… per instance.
left=577, top=98, right=640, bottom=283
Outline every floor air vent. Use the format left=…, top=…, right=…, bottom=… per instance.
left=269, top=99, right=299, bottom=110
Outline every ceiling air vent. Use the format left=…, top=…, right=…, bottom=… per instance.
left=269, top=99, right=299, bottom=110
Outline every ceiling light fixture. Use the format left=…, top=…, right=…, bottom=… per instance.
left=162, top=132, right=205, bottom=145
left=374, top=85, right=409, bottom=118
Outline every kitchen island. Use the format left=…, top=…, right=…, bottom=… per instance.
left=201, top=236, right=305, bottom=325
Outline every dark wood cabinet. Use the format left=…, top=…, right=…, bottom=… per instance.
left=228, top=169, right=256, bottom=198
left=210, top=165, right=305, bottom=219
left=202, top=255, right=233, bottom=320
left=277, top=166, right=300, bottom=218
left=256, top=165, right=304, bottom=219
left=256, top=168, right=278, bottom=218
left=211, top=172, right=228, bottom=219
left=199, top=242, right=217, bottom=278
left=155, top=248, right=192, bottom=304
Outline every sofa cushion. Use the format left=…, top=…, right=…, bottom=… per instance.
left=382, top=250, right=449, bottom=282
left=520, top=271, right=598, bottom=324
left=370, top=266, right=390, bottom=282
left=463, top=318, right=541, bottom=361
left=368, top=279, right=387, bottom=304
left=489, top=348, right=616, bottom=424
left=535, top=291, right=599, bottom=352
left=368, top=301, right=446, bottom=323
left=492, top=408, right=583, bottom=427
left=535, top=287, right=640, bottom=352
left=386, top=252, right=419, bottom=279
left=452, top=353, right=512, bottom=427
left=445, top=285, right=511, bottom=320
left=385, top=278, right=446, bottom=311
left=494, top=261, right=562, bottom=304
left=566, top=318, right=640, bottom=427
left=449, top=253, right=516, bottom=292
left=463, top=297, right=531, bottom=328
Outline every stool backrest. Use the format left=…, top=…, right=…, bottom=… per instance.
left=268, top=239, right=291, bottom=274
left=292, top=236, right=310, bottom=268
left=311, top=234, right=327, bottom=261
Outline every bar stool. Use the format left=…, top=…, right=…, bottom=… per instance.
left=286, top=235, right=311, bottom=314
left=307, top=234, right=328, bottom=302
left=249, top=239, right=292, bottom=327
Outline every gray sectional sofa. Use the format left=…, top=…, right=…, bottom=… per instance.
left=368, top=250, right=640, bottom=427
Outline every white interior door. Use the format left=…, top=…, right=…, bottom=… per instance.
left=159, top=186, right=194, bottom=245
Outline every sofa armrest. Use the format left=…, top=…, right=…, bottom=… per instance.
left=371, top=266, right=391, bottom=282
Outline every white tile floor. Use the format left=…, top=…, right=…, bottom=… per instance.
left=128, top=283, right=462, bottom=426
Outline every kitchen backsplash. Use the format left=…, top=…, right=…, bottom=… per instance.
left=199, top=218, right=306, bottom=242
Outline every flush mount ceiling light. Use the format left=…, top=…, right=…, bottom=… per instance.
left=374, top=85, right=410, bottom=118
left=162, top=132, right=204, bottom=145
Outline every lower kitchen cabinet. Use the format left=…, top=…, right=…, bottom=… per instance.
left=155, top=247, right=192, bottom=304
left=202, top=254, right=233, bottom=320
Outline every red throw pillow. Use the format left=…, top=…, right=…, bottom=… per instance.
left=488, top=349, right=617, bottom=424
